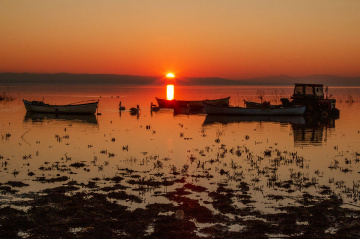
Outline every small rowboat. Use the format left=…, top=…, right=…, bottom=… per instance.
left=204, top=103, right=306, bottom=116
left=155, top=97, right=230, bottom=111
left=23, top=100, right=99, bottom=114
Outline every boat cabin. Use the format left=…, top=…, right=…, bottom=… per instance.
left=292, top=84, right=326, bottom=100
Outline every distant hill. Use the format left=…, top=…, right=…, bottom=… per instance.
left=0, top=73, right=359, bottom=86
left=236, top=75, right=360, bottom=86
left=0, top=73, right=157, bottom=85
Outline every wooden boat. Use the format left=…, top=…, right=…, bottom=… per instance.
left=204, top=103, right=306, bottom=116
left=23, top=100, right=98, bottom=114
left=155, top=97, right=230, bottom=111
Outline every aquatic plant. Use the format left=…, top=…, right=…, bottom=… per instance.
left=153, top=160, right=163, bottom=169
left=0, top=92, right=15, bottom=102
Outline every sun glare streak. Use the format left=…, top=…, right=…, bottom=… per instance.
left=166, top=73, right=175, bottom=78
left=167, top=84, right=174, bottom=100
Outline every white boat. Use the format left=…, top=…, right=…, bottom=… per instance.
left=23, top=100, right=99, bottom=114
left=204, top=103, right=306, bottom=116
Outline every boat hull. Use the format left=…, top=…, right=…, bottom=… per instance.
left=23, top=100, right=98, bottom=114
left=204, top=104, right=306, bottom=116
left=156, top=97, right=230, bottom=110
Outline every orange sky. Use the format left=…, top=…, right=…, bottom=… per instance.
left=1, top=0, right=360, bottom=79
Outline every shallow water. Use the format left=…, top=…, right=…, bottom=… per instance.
left=1, top=84, right=360, bottom=236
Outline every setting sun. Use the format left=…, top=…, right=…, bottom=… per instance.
left=166, top=73, right=175, bottom=78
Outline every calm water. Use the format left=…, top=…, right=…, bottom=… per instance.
left=1, top=84, right=360, bottom=212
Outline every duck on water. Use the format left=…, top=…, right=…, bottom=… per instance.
left=119, top=101, right=126, bottom=111
left=150, top=102, right=160, bottom=112
left=129, top=105, right=140, bottom=115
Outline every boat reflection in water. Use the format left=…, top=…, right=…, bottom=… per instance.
left=203, top=115, right=306, bottom=126
left=203, top=115, right=336, bottom=146
left=292, top=117, right=336, bottom=146
left=24, top=112, right=98, bottom=125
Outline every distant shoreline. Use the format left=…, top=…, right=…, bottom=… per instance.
left=1, top=73, right=360, bottom=87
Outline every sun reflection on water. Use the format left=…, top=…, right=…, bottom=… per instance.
left=167, top=84, right=174, bottom=100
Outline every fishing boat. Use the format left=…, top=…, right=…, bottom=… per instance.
left=23, top=100, right=99, bottom=114
left=283, top=83, right=339, bottom=118
left=204, top=103, right=306, bottom=116
left=155, top=96, right=230, bottom=111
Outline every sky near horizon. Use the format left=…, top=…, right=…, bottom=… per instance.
left=1, top=0, right=360, bottom=80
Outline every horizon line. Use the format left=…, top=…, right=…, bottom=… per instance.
left=1, top=71, right=360, bottom=79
